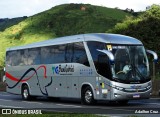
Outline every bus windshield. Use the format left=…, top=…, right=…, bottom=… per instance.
left=87, top=41, right=150, bottom=84
left=112, top=45, right=150, bottom=83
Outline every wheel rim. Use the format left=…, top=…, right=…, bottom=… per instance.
left=85, top=90, right=92, bottom=103
left=23, top=89, right=28, bottom=99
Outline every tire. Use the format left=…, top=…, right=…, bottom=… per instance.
left=81, top=86, right=95, bottom=105
left=22, top=85, right=31, bottom=100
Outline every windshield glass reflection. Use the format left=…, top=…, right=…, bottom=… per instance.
left=112, top=45, right=150, bottom=83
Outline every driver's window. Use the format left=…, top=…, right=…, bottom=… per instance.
left=87, top=41, right=112, bottom=80
left=97, top=53, right=112, bottom=78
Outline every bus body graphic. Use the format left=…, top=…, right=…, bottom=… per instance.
left=6, top=65, right=47, bottom=82
left=6, top=65, right=52, bottom=95
left=5, top=33, right=157, bottom=104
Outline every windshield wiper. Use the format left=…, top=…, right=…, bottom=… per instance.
left=134, top=66, right=146, bottom=81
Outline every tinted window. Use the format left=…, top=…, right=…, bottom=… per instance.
left=41, top=46, right=52, bottom=64
left=41, top=44, right=65, bottom=64
left=6, top=42, right=89, bottom=66
left=87, top=41, right=112, bottom=79
left=87, top=41, right=106, bottom=62
left=6, top=51, right=17, bottom=66
left=6, top=49, right=28, bottom=66
left=18, top=49, right=28, bottom=66
left=28, top=48, right=41, bottom=65
left=65, top=43, right=73, bottom=63
left=54, top=45, right=65, bottom=63
left=73, top=42, right=89, bottom=66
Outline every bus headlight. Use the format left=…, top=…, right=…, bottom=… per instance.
left=112, top=85, right=124, bottom=91
left=147, top=82, right=152, bottom=89
left=115, top=86, right=124, bottom=91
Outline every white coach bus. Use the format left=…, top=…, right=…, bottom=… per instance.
left=5, top=33, right=158, bottom=105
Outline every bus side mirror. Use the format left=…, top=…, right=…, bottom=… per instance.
left=97, top=49, right=114, bottom=64
left=146, top=50, right=158, bottom=63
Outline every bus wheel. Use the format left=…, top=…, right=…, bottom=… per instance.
left=81, top=86, right=95, bottom=105
left=22, top=85, right=31, bottom=100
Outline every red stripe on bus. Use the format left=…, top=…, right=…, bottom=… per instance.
left=6, top=65, right=47, bottom=82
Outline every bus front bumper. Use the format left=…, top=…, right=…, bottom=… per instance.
left=110, top=88, right=152, bottom=101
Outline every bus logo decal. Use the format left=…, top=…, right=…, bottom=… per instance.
left=52, top=66, right=59, bottom=74
left=52, top=64, right=74, bottom=75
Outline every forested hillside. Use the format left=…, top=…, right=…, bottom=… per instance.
left=0, top=3, right=132, bottom=69
left=0, top=17, right=27, bottom=31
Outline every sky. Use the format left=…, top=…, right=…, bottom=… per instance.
left=0, top=0, right=160, bottom=18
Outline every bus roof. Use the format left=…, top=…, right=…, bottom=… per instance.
left=7, top=33, right=143, bottom=51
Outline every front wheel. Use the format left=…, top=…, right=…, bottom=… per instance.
left=81, top=86, right=96, bottom=105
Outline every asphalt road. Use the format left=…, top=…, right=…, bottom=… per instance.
left=0, top=92, right=160, bottom=116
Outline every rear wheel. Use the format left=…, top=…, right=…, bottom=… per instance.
left=22, top=85, right=31, bottom=100
left=81, top=86, right=96, bottom=105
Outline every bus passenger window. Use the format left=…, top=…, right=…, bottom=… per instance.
left=17, top=50, right=25, bottom=66
left=54, top=45, right=65, bottom=63
left=65, top=44, right=73, bottom=63
left=21, top=49, right=28, bottom=65
left=6, top=51, right=20, bottom=66
left=73, top=42, right=89, bottom=66
left=28, top=48, right=41, bottom=65
left=6, top=51, right=13, bottom=66
left=41, top=47, right=51, bottom=64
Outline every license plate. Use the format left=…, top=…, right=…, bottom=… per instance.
left=133, top=94, right=140, bottom=98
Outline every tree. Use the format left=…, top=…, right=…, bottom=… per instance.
left=107, top=4, right=160, bottom=78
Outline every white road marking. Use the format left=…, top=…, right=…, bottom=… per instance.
left=0, top=105, right=23, bottom=108
left=56, top=104, right=82, bottom=108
